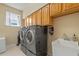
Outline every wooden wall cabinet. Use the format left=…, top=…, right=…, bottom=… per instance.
left=62, top=3, right=79, bottom=11
left=26, top=15, right=32, bottom=26
left=32, top=12, right=37, bottom=25
left=62, top=3, right=79, bottom=15
left=50, top=3, right=62, bottom=17
left=25, top=9, right=42, bottom=26
left=42, top=4, right=52, bottom=26
left=42, top=4, right=53, bottom=26
left=23, top=3, right=79, bottom=27
left=36, top=9, right=42, bottom=25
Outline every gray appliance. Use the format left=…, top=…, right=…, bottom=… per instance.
left=21, top=25, right=48, bottom=56
left=20, top=27, right=27, bottom=41
left=17, top=27, right=27, bottom=46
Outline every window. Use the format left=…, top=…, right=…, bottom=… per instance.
left=6, top=11, right=21, bottom=27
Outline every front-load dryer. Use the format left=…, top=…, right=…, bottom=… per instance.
left=21, top=25, right=48, bottom=56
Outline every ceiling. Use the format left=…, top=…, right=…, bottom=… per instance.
left=5, top=3, right=46, bottom=18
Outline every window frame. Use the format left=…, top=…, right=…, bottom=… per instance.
left=6, top=11, right=21, bottom=27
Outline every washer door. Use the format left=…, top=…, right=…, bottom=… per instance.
left=20, top=27, right=27, bottom=40
left=24, top=30, right=34, bottom=45
left=20, top=30, right=25, bottom=40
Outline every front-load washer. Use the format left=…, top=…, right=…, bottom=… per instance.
left=17, top=27, right=27, bottom=46
left=20, top=27, right=27, bottom=41
left=21, top=25, right=48, bottom=56
left=20, top=27, right=29, bottom=54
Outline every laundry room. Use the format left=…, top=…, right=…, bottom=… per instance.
left=1, top=2, right=79, bottom=56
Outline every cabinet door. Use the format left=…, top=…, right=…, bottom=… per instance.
left=42, top=4, right=50, bottom=25
left=25, top=17, right=28, bottom=26
left=32, top=13, right=36, bottom=25
left=26, top=15, right=32, bottom=26
left=63, top=3, right=79, bottom=11
left=36, top=9, right=42, bottom=25
left=62, top=3, right=79, bottom=15
left=50, top=3, right=62, bottom=17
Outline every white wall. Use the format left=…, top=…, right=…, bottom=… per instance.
left=0, top=4, right=22, bottom=47
left=53, top=12, right=79, bottom=41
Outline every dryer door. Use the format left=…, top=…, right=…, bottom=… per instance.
left=24, top=29, right=36, bottom=55
left=24, top=30, right=34, bottom=45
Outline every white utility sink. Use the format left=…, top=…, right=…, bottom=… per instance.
left=58, top=39, right=79, bottom=49
left=52, top=38, right=79, bottom=56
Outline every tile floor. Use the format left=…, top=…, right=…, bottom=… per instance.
left=0, top=46, right=26, bottom=56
